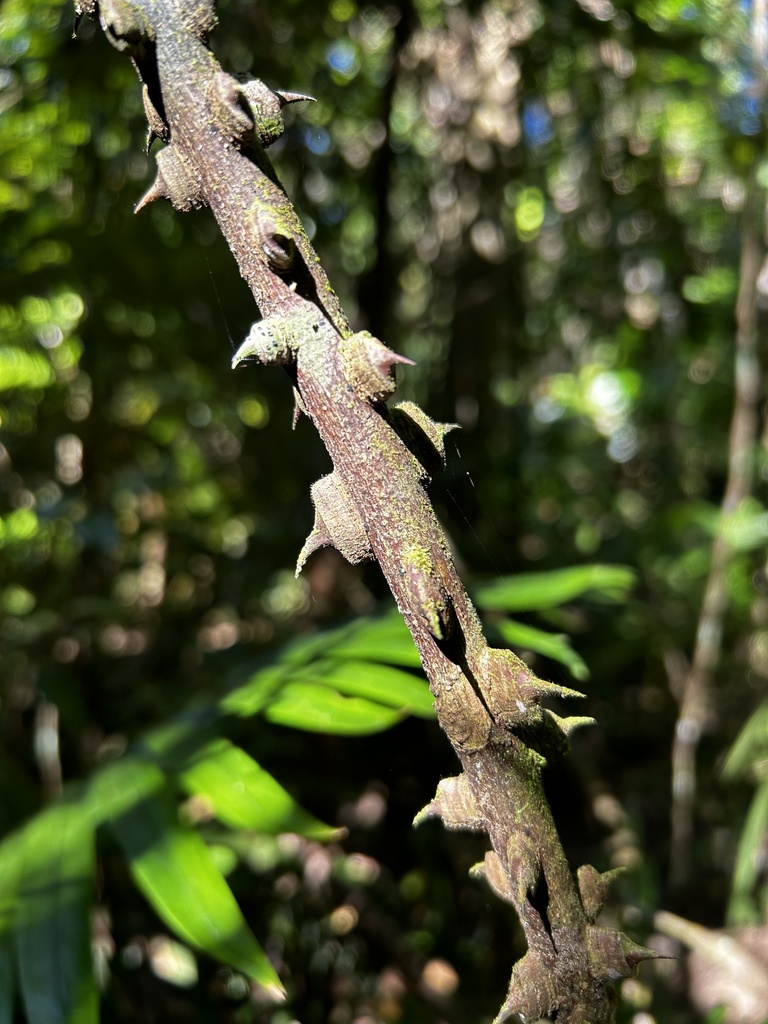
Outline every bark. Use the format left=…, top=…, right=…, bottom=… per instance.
left=76, top=1, right=660, bottom=1019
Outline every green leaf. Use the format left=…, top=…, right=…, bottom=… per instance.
left=222, top=658, right=422, bottom=732
left=264, top=681, right=402, bottom=734
left=722, top=700, right=768, bottom=780
left=88, top=757, right=159, bottom=825
left=181, top=739, right=343, bottom=840
left=494, top=619, right=590, bottom=681
left=14, top=796, right=97, bottom=1024
left=219, top=665, right=290, bottom=718
left=95, top=759, right=282, bottom=991
left=727, top=777, right=768, bottom=926
left=327, top=613, right=422, bottom=668
left=294, top=659, right=434, bottom=718
left=473, top=565, right=636, bottom=612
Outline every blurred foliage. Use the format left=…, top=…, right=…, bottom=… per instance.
left=1, top=0, right=767, bottom=1022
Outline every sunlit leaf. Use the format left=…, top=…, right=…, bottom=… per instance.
left=264, top=681, right=402, bottom=734
left=494, top=619, right=590, bottom=681
left=219, top=665, right=292, bottom=718
left=474, top=565, right=636, bottom=612
left=294, top=659, right=434, bottom=717
left=88, top=757, right=160, bottom=824
left=14, top=796, right=97, bottom=1024
left=181, top=739, right=343, bottom=840
left=323, top=612, right=422, bottom=668
left=99, top=759, right=282, bottom=990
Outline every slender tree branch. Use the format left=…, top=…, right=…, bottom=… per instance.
left=669, top=135, right=765, bottom=891
left=357, top=0, right=413, bottom=336
left=77, top=2, right=659, bottom=1018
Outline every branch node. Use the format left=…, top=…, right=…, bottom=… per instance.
left=414, top=773, right=484, bottom=830
left=208, top=72, right=314, bottom=151
left=339, top=332, right=414, bottom=404
left=388, top=401, right=459, bottom=481
left=232, top=306, right=320, bottom=368
left=297, top=473, right=372, bottom=573
left=97, top=0, right=155, bottom=53
left=577, top=863, right=625, bottom=923
left=135, top=145, right=206, bottom=213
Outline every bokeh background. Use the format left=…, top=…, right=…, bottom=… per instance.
left=1, top=0, right=768, bottom=1021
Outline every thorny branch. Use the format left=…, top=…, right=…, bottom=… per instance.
left=77, top=1, right=660, bottom=1019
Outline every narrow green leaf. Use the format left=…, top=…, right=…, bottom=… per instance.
left=473, top=565, right=636, bottom=612
left=722, top=700, right=768, bottom=780
left=87, top=757, right=160, bottom=826
left=14, top=797, right=97, bottom=1024
left=219, top=665, right=291, bottom=718
left=275, top=614, right=421, bottom=669
left=100, top=759, right=282, bottom=991
left=727, top=777, right=768, bottom=926
left=328, top=614, right=422, bottom=668
left=181, top=739, right=343, bottom=841
left=264, top=681, right=402, bottom=734
left=494, top=620, right=590, bottom=681
left=295, top=659, right=434, bottom=718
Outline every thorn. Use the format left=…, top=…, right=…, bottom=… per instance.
left=231, top=339, right=255, bottom=369
left=545, top=710, right=596, bottom=735
left=276, top=90, right=316, bottom=107
left=529, top=679, right=586, bottom=702
left=622, top=937, right=670, bottom=970
left=384, top=349, right=416, bottom=369
left=292, top=388, right=307, bottom=429
left=361, top=335, right=415, bottom=378
left=587, top=925, right=672, bottom=979
left=142, top=84, right=169, bottom=150
left=145, top=127, right=160, bottom=154
left=413, top=801, right=440, bottom=827
left=341, top=332, right=416, bottom=404
left=295, top=518, right=332, bottom=576
left=134, top=173, right=168, bottom=213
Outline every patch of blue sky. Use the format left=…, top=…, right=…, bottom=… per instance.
left=523, top=99, right=554, bottom=148
left=303, top=126, right=331, bottom=155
